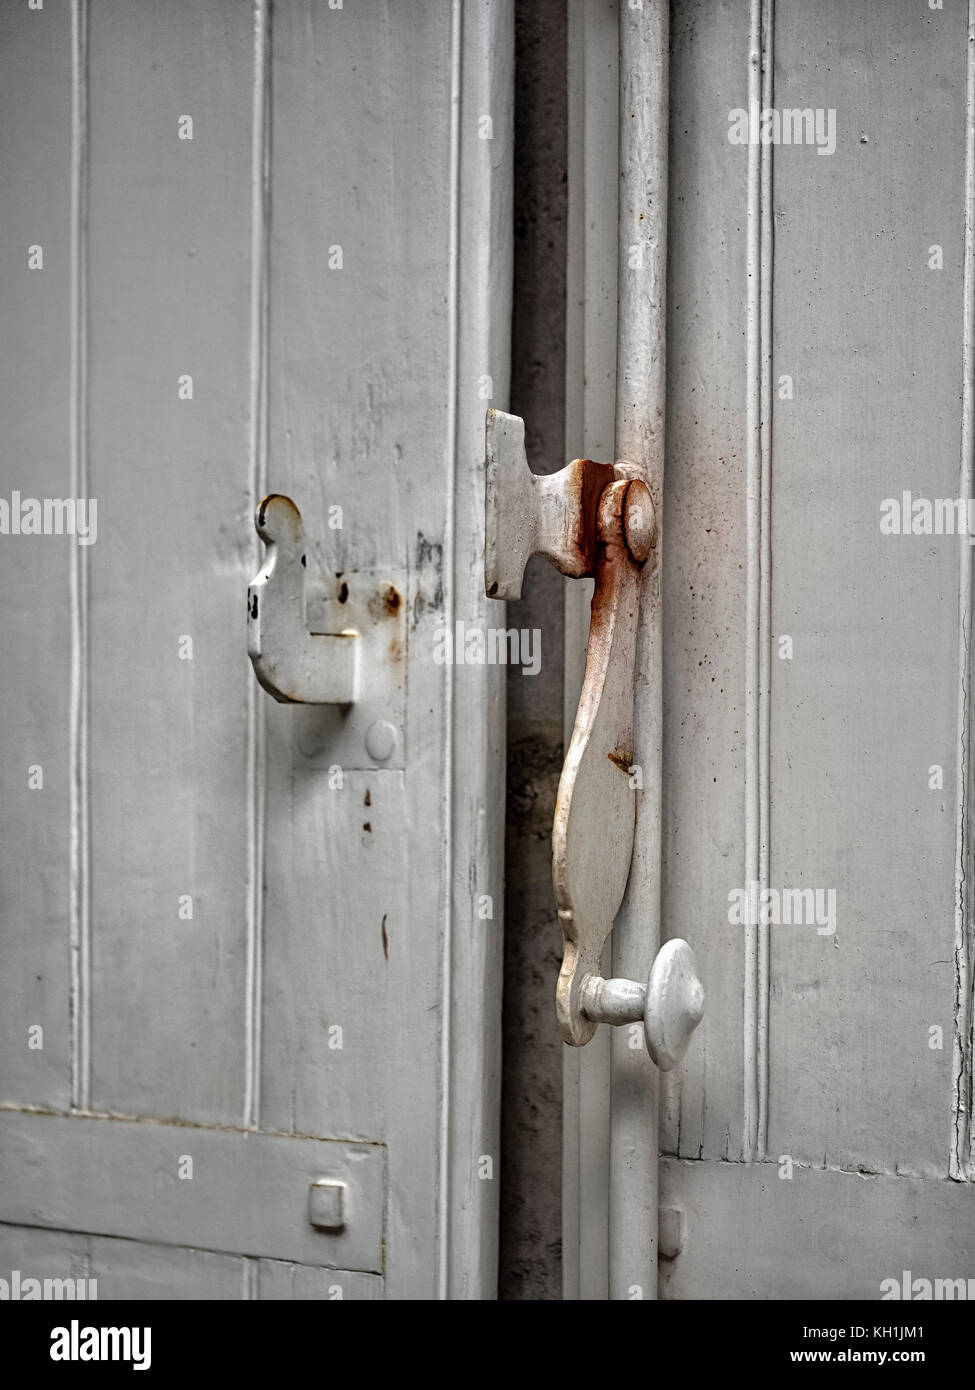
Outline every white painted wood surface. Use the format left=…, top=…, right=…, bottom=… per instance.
left=0, top=0, right=511, bottom=1300
left=563, top=0, right=620, bottom=1302
left=566, top=0, right=975, bottom=1298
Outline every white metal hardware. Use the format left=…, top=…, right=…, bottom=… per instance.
left=308, top=1178, right=346, bottom=1232
left=485, top=408, right=704, bottom=1068
left=580, top=939, right=704, bottom=1071
left=658, top=1205, right=685, bottom=1262
left=247, top=494, right=408, bottom=769
left=248, top=494, right=358, bottom=705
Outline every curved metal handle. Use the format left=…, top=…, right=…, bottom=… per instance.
left=484, top=409, right=704, bottom=1065
left=553, top=476, right=654, bottom=1044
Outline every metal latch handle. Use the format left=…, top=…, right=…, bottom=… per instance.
left=248, top=494, right=358, bottom=705
left=485, top=409, right=704, bottom=1067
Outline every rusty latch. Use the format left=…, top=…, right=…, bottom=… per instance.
left=485, top=409, right=704, bottom=1068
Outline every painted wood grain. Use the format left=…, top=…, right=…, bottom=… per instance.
left=0, top=0, right=74, bottom=1112
left=84, top=0, right=255, bottom=1123
left=658, top=0, right=975, bottom=1301
left=661, top=1155, right=975, bottom=1300
left=260, top=0, right=511, bottom=1297
left=768, top=0, right=964, bottom=1178
left=260, top=0, right=450, bottom=1303
left=442, top=0, right=512, bottom=1299
left=1, top=0, right=511, bottom=1302
left=0, top=1224, right=382, bottom=1300
left=0, top=1110, right=384, bottom=1272
left=562, top=0, right=620, bottom=1300
left=661, top=0, right=752, bottom=1165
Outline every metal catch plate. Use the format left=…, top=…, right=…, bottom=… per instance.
left=248, top=495, right=407, bottom=771
left=294, top=563, right=408, bottom=772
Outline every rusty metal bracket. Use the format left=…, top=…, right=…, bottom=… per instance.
left=485, top=409, right=704, bottom=1067
left=247, top=494, right=407, bottom=769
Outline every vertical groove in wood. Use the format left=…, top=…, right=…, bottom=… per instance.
left=743, top=0, right=773, bottom=1165
left=562, top=2, right=586, bottom=1298
left=563, top=0, right=617, bottom=1301
left=609, top=0, right=668, bottom=1302
left=241, top=1256, right=259, bottom=1300
left=436, top=0, right=463, bottom=1301
left=69, top=0, right=91, bottom=1115
left=757, top=0, right=774, bottom=1163
left=951, top=0, right=975, bottom=1184
left=244, top=0, right=271, bottom=1134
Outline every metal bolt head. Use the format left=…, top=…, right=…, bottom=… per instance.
left=659, top=1205, right=686, bottom=1261
left=308, top=1178, right=346, bottom=1231
left=622, top=480, right=656, bottom=563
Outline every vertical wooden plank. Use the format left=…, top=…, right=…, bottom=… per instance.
left=245, top=0, right=271, bottom=1139
left=661, top=0, right=752, bottom=1165
left=953, top=0, right=975, bottom=1184
left=444, top=0, right=512, bottom=1299
left=260, top=0, right=511, bottom=1299
left=260, top=768, right=401, bottom=1145
left=742, top=0, right=774, bottom=1165
left=1, top=0, right=510, bottom=1300
left=562, top=0, right=618, bottom=1302
left=768, top=0, right=965, bottom=1177
left=260, top=1, right=450, bottom=1304
left=85, top=0, right=255, bottom=1123
left=0, top=0, right=73, bottom=1110
left=609, top=0, right=669, bottom=1303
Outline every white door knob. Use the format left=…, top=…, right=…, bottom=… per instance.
left=579, top=939, right=705, bottom=1071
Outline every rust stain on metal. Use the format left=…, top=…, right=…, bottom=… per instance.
left=368, top=583, right=404, bottom=624
left=573, top=460, right=618, bottom=575
left=608, top=749, right=633, bottom=775
left=381, top=913, right=388, bottom=961
left=364, top=788, right=371, bottom=807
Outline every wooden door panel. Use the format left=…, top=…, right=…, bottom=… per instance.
left=85, top=0, right=256, bottom=1128
left=0, top=1, right=75, bottom=1113
left=0, top=1111, right=384, bottom=1272
left=565, top=0, right=975, bottom=1297
left=662, top=0, right=752, bottom=1165
left=767, top=0, right=964, bottom=1179
left=661, top=1157, right=975, bottom=1299
left=0, top=0, right=512, bottom=1300
left=0, top=1223, right=383, bottom=1300
left=658, top=0, right=975, bottom=1296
